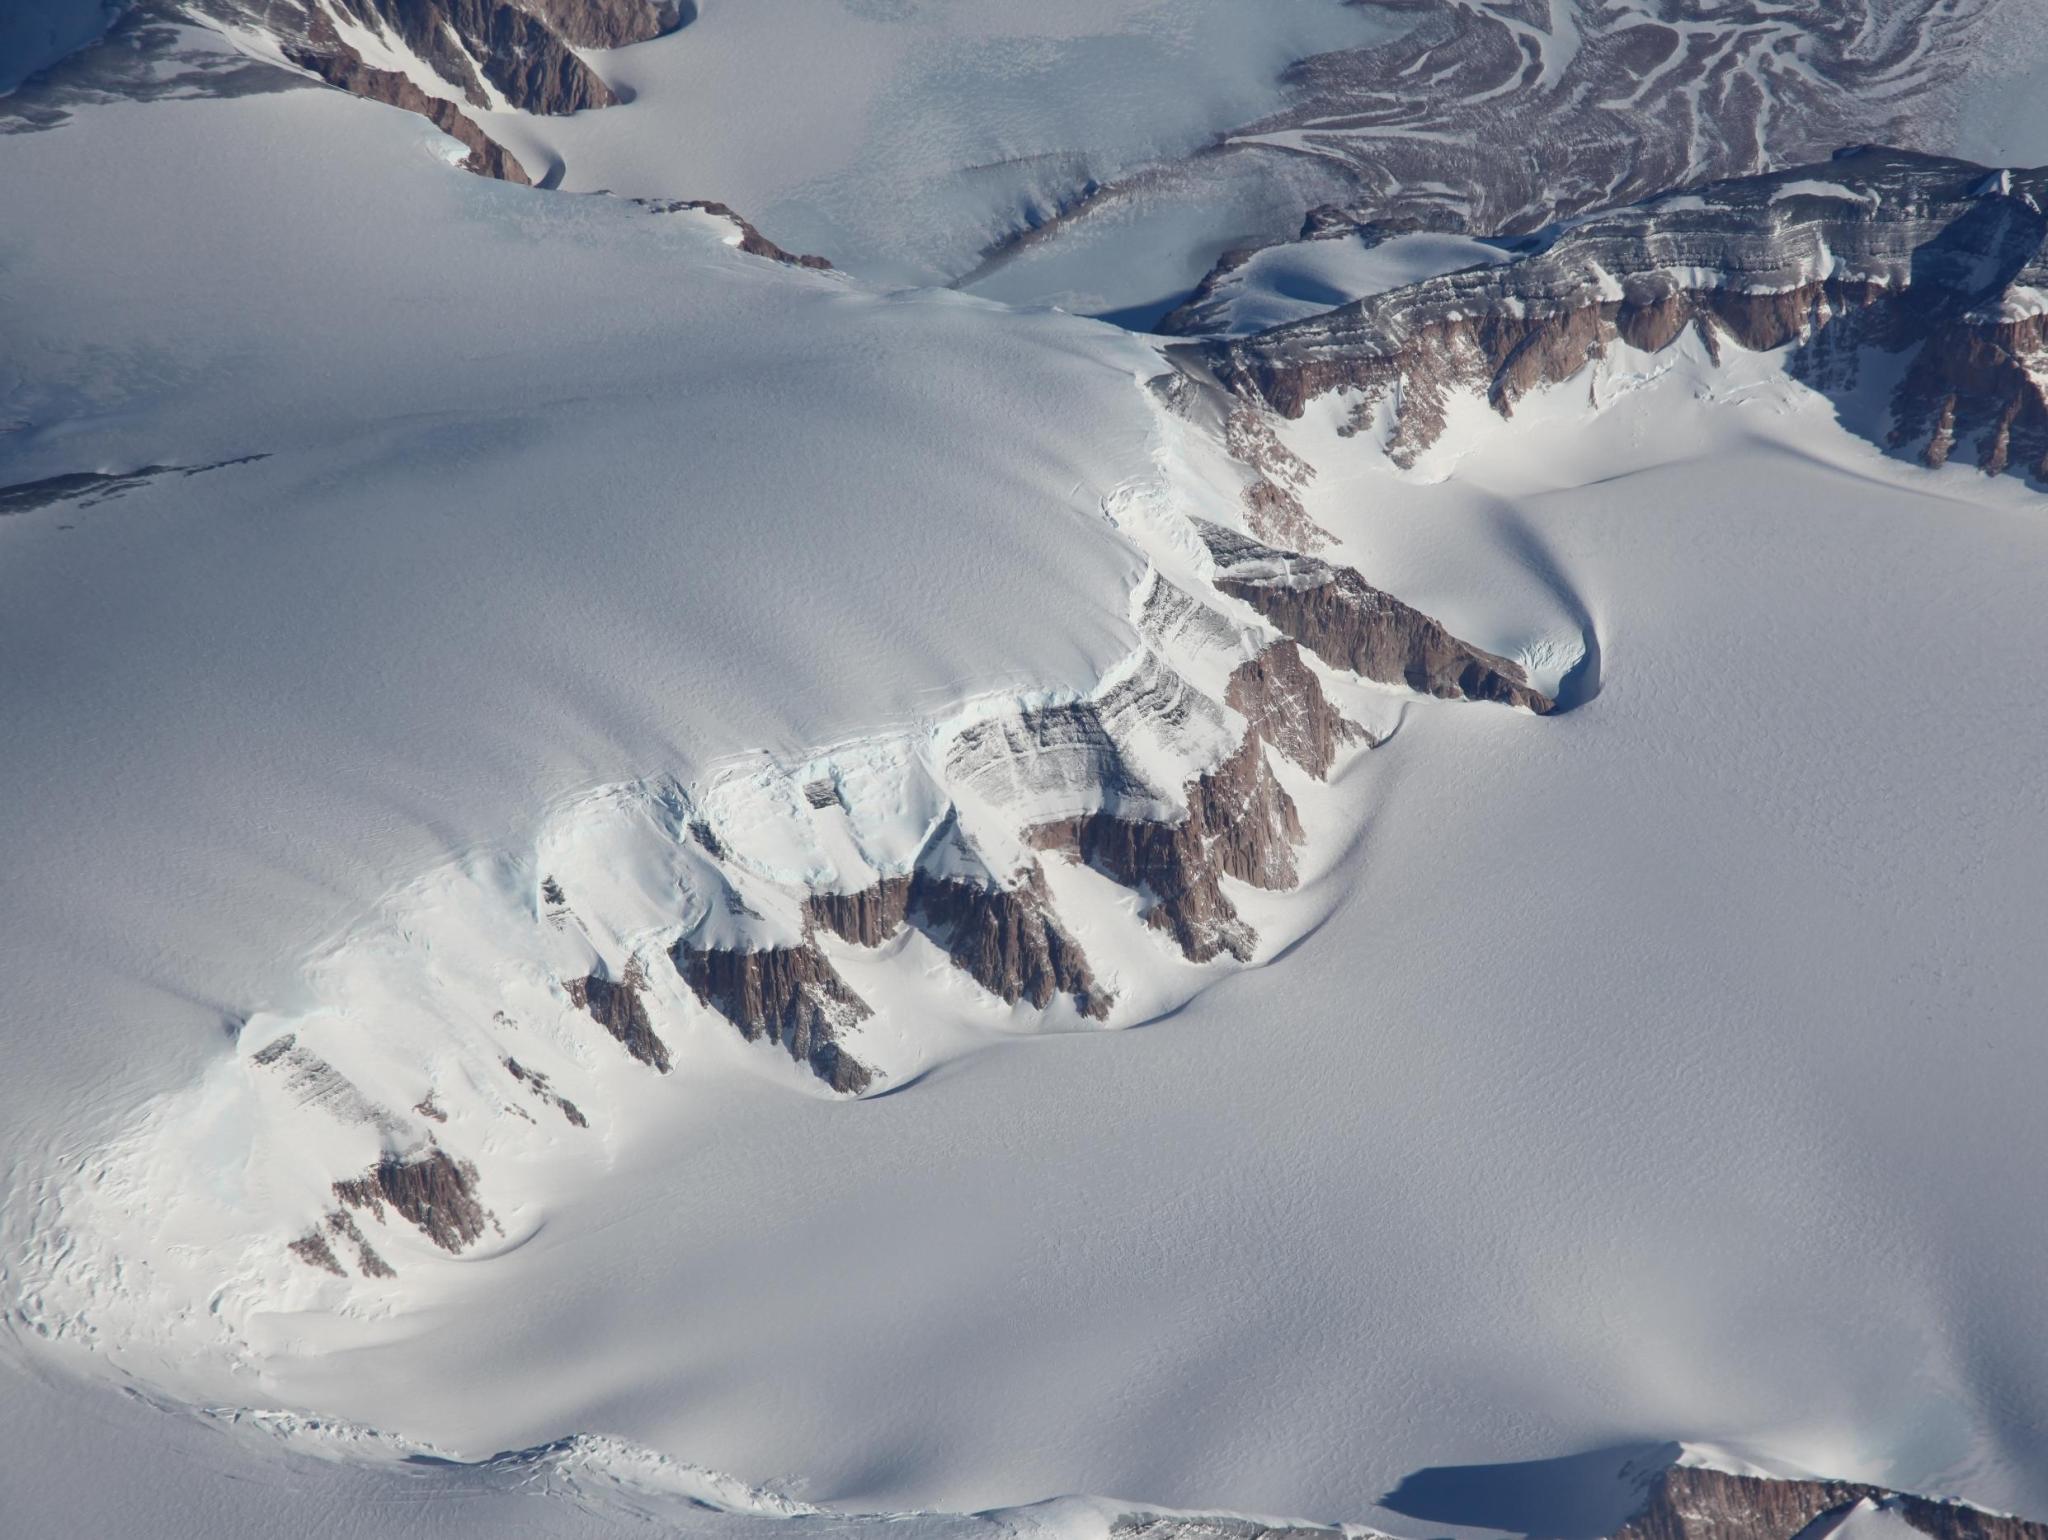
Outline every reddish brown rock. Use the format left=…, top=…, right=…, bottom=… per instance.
left=333, top=1148, right=491, bottom=1253
left=1615, top=1464, right=2048, bottom=1540
left=637, top=199, right=835, bottom=269
left=567, top=961, right=670, bottom=1073
left=1033, top=730, right=1301, bottom=964
left=673, top=939, right=873, bottom=1094
left=805, top=877, right=911, bottom=948
left=1225, top=640, right=1369, bottom=779
left=913, top=867, right=1110, bottom=1019
left=285, top=34, right=532, bottom=184
left=1203, top=524, right=1549, bottom=713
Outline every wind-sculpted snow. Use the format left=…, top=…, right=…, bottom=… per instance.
left=1193, top=149, right=2048, bottom=481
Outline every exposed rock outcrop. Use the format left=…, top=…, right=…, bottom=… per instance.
left=284, top=29, right=532, bottom=184
left=518, top=0, right=685, bottom=50
left=1225, top=405, right=1331, bottom=553
left=673, top=939, right=873, bottom=1094
left=326, top=1207, right=395, bottom=1277
left=636, top=199, right=835, bottom=269
left=0, top=455, right=269, bottom=517
left=333, top=1148, right=491, bottom=1253
left=805, top=877, right=911, bottom=947
left=977, top=0, right=1990, bottom=297
left=1032, top=729, right=1302, bottom=964
left=185, top=0, right=694, bottom=186
left=567, top=961, right=670, bottom=1072
left=912, top=867, right=1111, bottom=1019
left=804, top=865, right=1109, bottom=1019
left=1202, top=524, right=1550, bottom=713
left=328, top=0, right=618, bottom=114
left=288, top=1227, right=345, bottom=1276
left=1189, top=149, right=2048, bottom=482
left=1224, top=640, right=1369, bottom=778
left=1616, top=1462, right=2048, bottom=1540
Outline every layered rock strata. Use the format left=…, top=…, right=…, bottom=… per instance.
left=1616, top=1463, right=2048, bottom=1540
left=1203, top=525, right=1551, bottom=713
left=1188, top=149, right=2048, bottom=481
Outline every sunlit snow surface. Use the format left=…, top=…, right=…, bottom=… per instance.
left=8, top=31, right=2048, bottom=1540
left=481, top=0, right=1390, bottom=288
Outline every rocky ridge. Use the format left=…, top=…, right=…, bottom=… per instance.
left=1615, top=1460, right=2048, bottom=1540
left=235, top=451, right=1560, bottom=1280
left=122, top=0, right=688, bottom=184
left=1186, top=149, right=2048, bottom=482
left=1202, top=525, right=1552, bottom=713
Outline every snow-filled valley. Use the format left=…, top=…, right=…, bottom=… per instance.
left=7, top=6, right=2048, bottom=1539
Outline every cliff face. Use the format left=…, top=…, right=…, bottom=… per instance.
left=1191, top=149, right=2048, bottom=482
left=911, top=867, right=1111, bottom=1020
left=673, top=939, right=874, bottom=1094
left=1225, top=639, right=1373, bottom=777
left=567, top=964, right=670, bottom=1072
left=517, top=0, right=684, bottom=49
left=1203, top=524, right=1551, bottom=714
left=188, top=0, right=694, bottom=184
left=1032, top=728, right=1302, bottom=965
left=285, top=24, right=534, bottom=184
left=1615, top=1462, right=2048, bottom=1540
left=329, top=0, right=620, bottom=114
left=804, top=877, right=913, bottom=949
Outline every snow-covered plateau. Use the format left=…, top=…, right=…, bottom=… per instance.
left=6, top=6, right=2048, bottom=1540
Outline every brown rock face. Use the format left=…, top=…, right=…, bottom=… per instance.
left=1616, top=1464, right=2048, bottom=1540
left=265, top=0, right=687, bottom=186
left=284, top=36, right=532, bottom=184
left=913, top=868, right=1110, bottom=1019
left=567, top=962, right=670, bottom=1073
left=327, top=0, right=617, bottom=113
left=673, top=939, right=873, bottom=1093
left=1224, top=640, right=1369, bottom=778
left=1033, top=730, right=1302, bottom=964
left=806, top=866, right=1108, bottom=1019
left=504, top=1056, right=591, bottom=1127
left=517, top=0, right=685, bottom=50
left=804, top=877, right=912, bottom=948
left=1189, top=151, right=2048, bottom=482
left=1225, top=406, right=1331, bottom=553
left=1891, top=310, right=2048, bottom=477
left=332, top=1148, right=491, bottom=1252
left=326, top=1207, right=396, bottom=1277
left=1203, top=524, right=1550, bottom=713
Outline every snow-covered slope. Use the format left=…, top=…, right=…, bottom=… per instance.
left=58, top=0, right=2045, bottom=325
left=9, top=9, right=2048, bottom=1540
